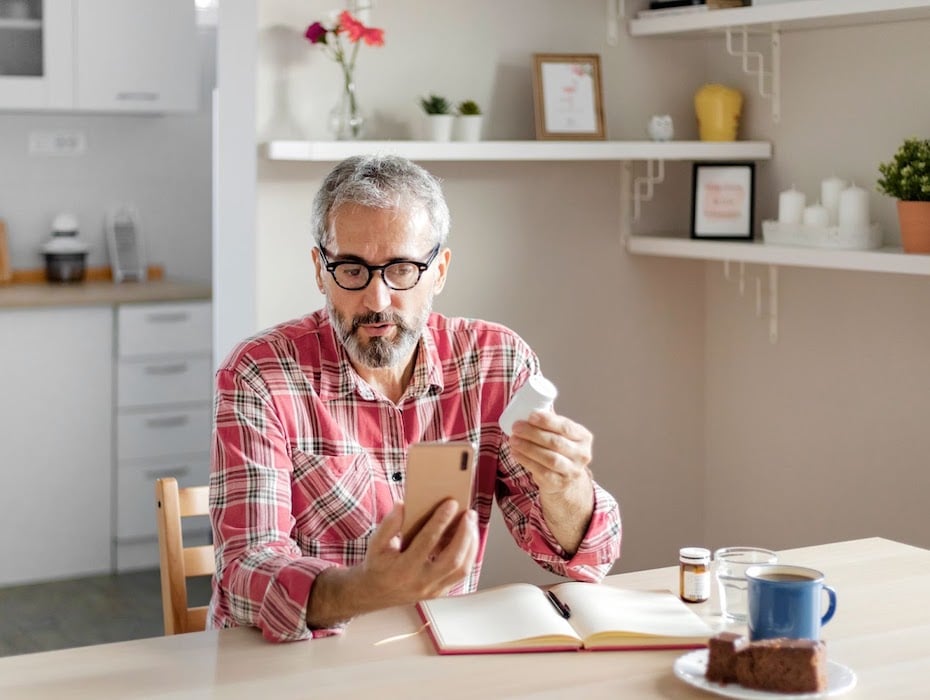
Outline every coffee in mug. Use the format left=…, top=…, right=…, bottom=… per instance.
left=745, top=564, right=837, bottom=641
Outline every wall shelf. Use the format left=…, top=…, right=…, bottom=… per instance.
left=264, top=140, right=772, bottom=163
left=629, top=0, right=930, bottom=36
left=626, top=235, right=930, bottom=277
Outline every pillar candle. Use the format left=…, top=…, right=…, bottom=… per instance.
left=802, top=203, right=830, bottom=227
left=838, top=184, right=870, bottom=229
left=778, top=187, right=806, bottom=224
left=820, top=176, right=847, bottom=225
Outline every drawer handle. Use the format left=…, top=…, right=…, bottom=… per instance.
left=145, top=466, right=191, bottom=480
left=116, top=91, right=160, bottom=102
left=144, top=311, right=190, bottom=323
left=144, top=362, right=189, bottom=375
left=144, top=415, right=189, bottom=429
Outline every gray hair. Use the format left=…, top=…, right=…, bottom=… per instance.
left=311, top=154, right=451, bottom=249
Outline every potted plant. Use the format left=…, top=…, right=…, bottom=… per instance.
left=455, top=99, right=484, bottom=142
left=877, top=137, right=930, bottom=253
left=419, top=93, right=454, bottom=141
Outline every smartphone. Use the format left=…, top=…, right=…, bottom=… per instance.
left=400, top=441, right=476, bottom=547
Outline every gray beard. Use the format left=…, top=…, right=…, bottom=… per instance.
left=327, top=300, right=432, bottom=369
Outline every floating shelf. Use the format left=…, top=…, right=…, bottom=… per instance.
left=626, top=236, right=930, bottom=277
left=0, top=18, right=42, bottom=30
left=264, top=140, right=772, bottom=163
left=630, top=0, right=930, bottom=36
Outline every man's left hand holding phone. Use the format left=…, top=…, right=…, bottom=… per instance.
left=306, top=442, right=479, bottom=630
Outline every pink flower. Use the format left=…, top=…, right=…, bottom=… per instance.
left=304, top=21, right=327, bottom=44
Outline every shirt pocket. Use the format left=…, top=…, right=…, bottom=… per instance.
left=290, top=451, right=376, bottom=548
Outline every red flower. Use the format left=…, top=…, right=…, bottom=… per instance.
left=304, top=21, right=327, bottom=44
left=361, top=27, right=385, bottom=47
left=339, top=11, right=365, bottom=42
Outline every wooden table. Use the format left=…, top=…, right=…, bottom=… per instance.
left=1, top=537, right=927, bottom=698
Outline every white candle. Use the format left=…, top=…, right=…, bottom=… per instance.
left=802, top=203, right=830, bottom=228
left=778, top=187, right=806, bottom=225
left=820, top=176, right=847, bottom=225
left=838, top=184, right=870, bottom=230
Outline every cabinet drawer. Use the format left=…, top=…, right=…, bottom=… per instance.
left=118, top=302, right=211, bottom=357
left=116, top=457, right=210, bottom=540
left=117, top=407, right=212, bottom=462
left=118, top=356, right=213, bottom=408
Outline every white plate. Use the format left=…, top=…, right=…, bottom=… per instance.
left=673, top=649, right=857, bottom=699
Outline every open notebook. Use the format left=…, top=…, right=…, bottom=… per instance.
left=417, top=581, right=713, bottom=655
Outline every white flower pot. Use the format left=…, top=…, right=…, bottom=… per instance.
left=425, top=114, right=454, bottom=142
left=454, top=115, right=483, bottom=142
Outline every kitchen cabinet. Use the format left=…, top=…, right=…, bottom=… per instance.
left=114, top=300, right=212, bottom=571
left=0, top=0, right=197, bottom=113
left=0, top=306, right=112, bottom=587
left=75, top=0, right=197, bottom=113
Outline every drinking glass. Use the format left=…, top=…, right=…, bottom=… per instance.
left=714, top=546, right=778, bottom=622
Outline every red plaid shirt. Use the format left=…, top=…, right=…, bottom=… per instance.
left=208, top=310, right=621, bottom=642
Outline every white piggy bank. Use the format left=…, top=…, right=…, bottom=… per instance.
left=647, top=114, right=674, bottom=142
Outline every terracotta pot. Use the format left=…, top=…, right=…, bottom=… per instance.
left=897, top=200, right=930, bottom=254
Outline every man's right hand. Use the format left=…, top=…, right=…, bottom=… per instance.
left=306, top=499, right=478, bottom=629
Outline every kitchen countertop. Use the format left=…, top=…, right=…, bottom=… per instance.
left=0, top=278, right=211, bottom=309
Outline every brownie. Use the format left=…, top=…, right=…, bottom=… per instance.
left=735, top=638, right=828, bottom=693
left=705, top=632, right=748, bottom=684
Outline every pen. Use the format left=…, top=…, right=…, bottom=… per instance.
left=545, top=590, right=571, bottom=619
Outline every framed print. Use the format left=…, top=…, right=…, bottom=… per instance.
left=691, top=162, right=755, bottom=240
left=532, top=53, right=606, bottom=140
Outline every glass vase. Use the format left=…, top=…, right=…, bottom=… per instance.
left=328, top=72, right=365, bottom=141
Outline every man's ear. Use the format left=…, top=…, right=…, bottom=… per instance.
left=433, top=247, right=451, bottom=294
left=311, top=247, right=325, bottom=293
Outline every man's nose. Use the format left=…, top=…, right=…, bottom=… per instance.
left=361, top=273, right=392, bottom=311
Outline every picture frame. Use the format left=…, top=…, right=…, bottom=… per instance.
left=532, top=53, right=606, bottom=140
left=691, top=162, right=755, bottom=240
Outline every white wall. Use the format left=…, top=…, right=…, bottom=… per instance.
left=700, top=21, right=930, bottom=553
left=227, top=2, right=930, bottom=589
left=252, top=0, right=710, bottom=582
left=0, top=30, right=215, bottom=284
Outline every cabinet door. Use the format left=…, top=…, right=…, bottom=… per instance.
left=0, top=0, right=73, bottom=110
left=0, top=307, right=113, bottom=586
left=74, top=0, right=197, bottom=112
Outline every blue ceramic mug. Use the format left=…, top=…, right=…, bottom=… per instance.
left=746, top=564, right=837, bottom=641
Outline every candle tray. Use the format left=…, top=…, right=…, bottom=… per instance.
left=761, top=220, right=882, bottom=250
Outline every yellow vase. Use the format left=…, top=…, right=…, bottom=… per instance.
left=694, top=84, right=743, bottom=142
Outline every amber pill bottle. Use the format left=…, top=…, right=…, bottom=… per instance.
left=679, top=547, right=711, bottom=603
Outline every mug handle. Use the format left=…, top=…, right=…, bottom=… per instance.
left=821, top=585, right=837, bottom=626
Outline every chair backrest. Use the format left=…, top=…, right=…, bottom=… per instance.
left=155, top=477, right=215, bottom=635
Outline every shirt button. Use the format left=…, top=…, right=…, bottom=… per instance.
left=391, top=472, right=402, bottom=482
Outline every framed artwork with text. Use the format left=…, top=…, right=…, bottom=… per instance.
left=532, top=53, right=606, bottom=140
left=691, top=162, right=755, bottom=240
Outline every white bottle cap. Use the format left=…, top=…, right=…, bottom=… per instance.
left=498, top=375, right=558, bottom=436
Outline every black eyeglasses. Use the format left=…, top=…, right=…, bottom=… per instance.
left=318, top=243, right=441, bottom=291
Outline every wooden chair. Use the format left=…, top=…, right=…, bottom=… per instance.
left=155, top=477, right=215, bottom=635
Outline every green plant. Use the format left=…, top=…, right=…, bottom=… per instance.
left=877, top=137, right=930, bottom=202
left=457, top=100, right=482, bottom=116
left=419, top=94, right=452, bottom=115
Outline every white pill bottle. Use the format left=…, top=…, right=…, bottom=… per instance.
left=498, top=375, right=558, bottom=436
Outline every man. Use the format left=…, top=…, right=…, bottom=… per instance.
left=209, top=155, right=621, bottom=642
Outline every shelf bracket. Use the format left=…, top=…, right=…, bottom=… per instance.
left=607, top=0, right=625, bottom=47
left=632, top=159, right=665, bottom=222
left=722, top=261, right=779, bottom=344
left=724, top=26, right=781, bottom=124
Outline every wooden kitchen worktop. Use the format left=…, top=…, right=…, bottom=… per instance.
left=0, top=278, right=211, bottom=309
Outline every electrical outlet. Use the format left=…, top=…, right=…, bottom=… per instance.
left=28, top=131, right=87, bottom=156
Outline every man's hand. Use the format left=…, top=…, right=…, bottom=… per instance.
left=307, top=499, right=478, bottom=629
left=508, top=410, right=596, bottom=554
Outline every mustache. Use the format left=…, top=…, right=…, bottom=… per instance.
left=350, top=311, right=405, bottom=332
